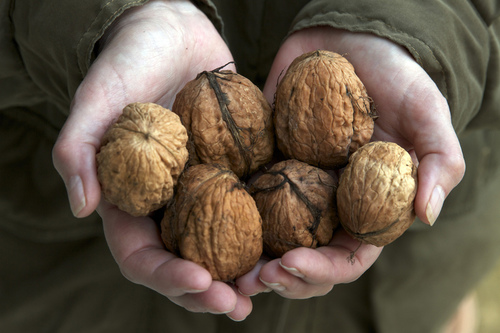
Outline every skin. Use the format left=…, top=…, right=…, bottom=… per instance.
left=52, top=0, right=465, bottom=322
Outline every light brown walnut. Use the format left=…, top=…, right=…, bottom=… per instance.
left=172, top=66, right=274, bottom=179
left=337, top=141, right=418, bottom=247
left=250, top=159, right=339, bottom=258
left=274, top=50, right=376, bottom=169
left=161, top=163, right=263, bottom=281
left=96, top=102, right=188, bottom=217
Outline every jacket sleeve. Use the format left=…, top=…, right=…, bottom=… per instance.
left=288, top=0, right=500, bottom=133
left=9, top=0, right=150, bottom=112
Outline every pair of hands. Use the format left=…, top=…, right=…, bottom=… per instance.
left=52, top=0, right=465, bottom=322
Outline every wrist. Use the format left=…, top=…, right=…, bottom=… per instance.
left=96, top=0, right=208, bottom=56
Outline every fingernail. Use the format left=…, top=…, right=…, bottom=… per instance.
left=238, top=287, right=272, bottom=297
left=211, top=308, right=235, bottom=315
left=426, top=185, right=445, bottom=226
left=238, top=280, right=273, bottom=297
left=68, top=175, right=86, bottom=217
left=238, top=290, right=258, bottom=297
left=279, top=261, right=305, bottom=278
left=184, top=288, right=207, bottom=293
left=259, top=277, right=286, bottom=292
left=227, top=314, right=247, bottom=322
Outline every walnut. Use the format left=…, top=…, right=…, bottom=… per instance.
left=337, top=141, right=418, bottom=247
left=250, top=159, right=339, bottom=258
left=274, top=50, right=376, bottom=169
left=96, top=102, right=188, bottom=217
left=161, top=163, right=263, bottom=281
left=172, top=65, right=274, bottom=179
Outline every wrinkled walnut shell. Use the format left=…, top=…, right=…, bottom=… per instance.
left=161, top=163, right=263, bottom=281
left=173, top=66, right=274, bottom=179
left=274, top=50, right=375, bottom=169
left=250, top=159, right=339, bottom=258
left=337, top=141, right=417, bottom=247
left=96, top=102, right=188, bottom=217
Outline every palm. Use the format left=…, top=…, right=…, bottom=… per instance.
left=263, top=27, right=464, bottom=224
left=88, top=2, right=234, bottom=109
left=54, top=1, right=234, bottom=217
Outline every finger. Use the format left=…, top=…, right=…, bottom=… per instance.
left=396, top=76, right=465, bottom=225
left=98, top=200, right=213, bottom=296
left=52, top=130, right=101, bottom=218
left=168, top=281, right=239, bottom=315
left=235, top=259, right=272, bottom=296
left=259, top=257, right=334, bottom=299
left=52, top=63, right=129, bottom=218
left=279, top=234, right=379, bottom=288
left=259, top=230, right=382, bottom=299
left=314, top=229, right=382, bottom=283
left=226, top=284, right=253, bottom=322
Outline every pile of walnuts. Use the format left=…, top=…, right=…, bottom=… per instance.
left=96, top=51, right=418, bottom=281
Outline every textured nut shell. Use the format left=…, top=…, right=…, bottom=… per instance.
left=161, top=164, right=263, bottom=281
left=275, top=50, right=375, bottom=169
left=97, top=102, right=188, bottom=217
left=250, top=159, right=339, bottom=258
left=173, top=69, right=274, bottom=179
left=337, top=142, right=417, bottom=247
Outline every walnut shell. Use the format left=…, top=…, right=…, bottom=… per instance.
left=161, top=163, right=263, bottom=281
left=96, top=102, right=188, bottom=217
left=250, top=159, right=339, bottom=258
left=274, top=50, right=375, bottom=169
left=337, top=141, right=418, bottom=247
left=172, top=67, right=274, bottom=179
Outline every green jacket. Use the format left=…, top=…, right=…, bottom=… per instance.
left=1, top=0, right=499, bottom=241
left=1, top=1, right=500, bottom=332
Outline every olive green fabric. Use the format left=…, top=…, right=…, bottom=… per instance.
left=207, top=0, right=500, bottom=133
left=1, top=0, right=500, bottom=332
left=0, top=0, right=150, bottom=241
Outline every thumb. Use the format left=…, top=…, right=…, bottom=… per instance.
left=406, top=91, right=466, bottom=226
left=373, top=67, right=466, bottom=226
left=52, top=71, right=117, bottom=217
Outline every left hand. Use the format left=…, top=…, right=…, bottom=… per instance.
left=237, top=229, right=382, bottom=298
left=236, top=26, right=465, bottom=298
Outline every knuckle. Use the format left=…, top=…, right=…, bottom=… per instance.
left=51, top=139, right=65, bottom=164
left=117, top=253, right=143, bottom=285
left=118, top=264, right=139, bottom=284
left=448, top=152, right=466, bottom=184
left=51, top=138, right=72, bottom=172
left=314, top=285, right=334, bottom=297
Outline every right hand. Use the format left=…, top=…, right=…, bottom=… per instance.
left=53, top=0, right=251, bottom=321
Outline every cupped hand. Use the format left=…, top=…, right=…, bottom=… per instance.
left=53, top=0, right=250, bottom=321
left=264, top=27, right=465, bottom=226
left=53, top=0, right=234, bottom=218
left=237, top=229, right=382, bottom=299
left=99, top=200, right=251, bottom=321
left=236, top=27, right=465, bottom=299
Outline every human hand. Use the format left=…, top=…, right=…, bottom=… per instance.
left=236, top=27, right=465, bottom=298
left=264, top=27, right=465, bottom=226
left=53, top=0, right=251, bottom=321
left=98, top=200, right=252, bottom=320
left=237, top=229, right=382, bottom=299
